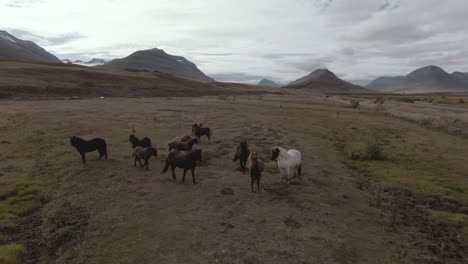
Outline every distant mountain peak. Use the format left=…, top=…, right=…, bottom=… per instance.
left=286, top=68, right=370, bottom=94
left=0, top=30, right=61, bottom=63
left=101, top=48, right=213, bottom=82
left=258, top=78, right=281, bottom=88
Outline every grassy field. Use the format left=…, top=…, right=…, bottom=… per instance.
left=0, top=95, right=466, bottom=263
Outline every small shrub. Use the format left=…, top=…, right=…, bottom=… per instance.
left=351, top=100, right=360, bottom=109
left=374, top=96, right=385, bottom=104
left=458, top=98, right=466, bottom=104
left=0, top=244, right=25, bottom=264
left=365, top=140, right=385, bottom=160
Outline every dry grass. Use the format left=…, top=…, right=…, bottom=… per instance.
left=0, top=244, right=25, bottom=264
left=0, top=95, right=466, bottom=263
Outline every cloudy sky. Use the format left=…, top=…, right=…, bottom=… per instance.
left=1, top=0, right=467, bottom=84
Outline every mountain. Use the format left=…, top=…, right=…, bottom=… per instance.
left=62, top=59, right=72, bottom=64
left=101, top=48, right=213, bottom=82
left=258, top=79, right=281, bottom=88
left=0, top=30, right=61, bottom=63
left=85, top=58, right=108, bottom=65
left=284, top=69, right=371, bottom=94
left=451, top=72, right=468, bottom=84
left=382, top=65, right=467, bottom=93
left=366, top=76, right=404, bottom=90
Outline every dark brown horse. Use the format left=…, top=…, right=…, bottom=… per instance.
left=162, top=149, right=202, bottom=184
left=133, top=146, right=158, bottom=170
left=167, top=135, right=191, bottom=151
left=233, top=141, right=250, bottom=174
left=174, top=137, right=199, bottom=151
left=248, top=152, right=264, bottom=192
left=70, top=136, right=107, bottom=164
left=192, top=123, right=212, bottom=142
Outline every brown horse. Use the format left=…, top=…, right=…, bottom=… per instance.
left=167, top=135, right=191, bottom=151
left=133, top=146, right=158, bottom=170
left=192, top=123, right=212, bottom=142
left=162, top=149, right=202, bottom=184
left=174, top=137, right=199, bottom=151
left=191, top=121, right=204, bottom=135
left=248, top=152, right=265, bottom=192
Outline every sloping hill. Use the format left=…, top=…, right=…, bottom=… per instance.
left=0, top=61, right=280, bottom=99
left=0, top=31, right=61, bottom=63
left=284, top=69, right=371, bottom=94
left=382, top=66, right=467, bottom=93
left=101, top=48, right=213, bottom=82
left=451, top=72, right=468, bottom=84
left=366, top=76, right=404, bottom=90
left=258, top=78, right=281, bottom=88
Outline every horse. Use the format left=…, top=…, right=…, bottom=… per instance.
left=167, top=135, right=191, bottom=151
left=174, top=137, right=199, bottom=151
left=133, top=146, right=158, bottom=170
left=233, top=141, right=250, bottom=174
left=162, top=149, right=202, bottom=184
left=129, top=134, right=152, bottom=149
left=70, top=136, right=108, bottom=164
left=248, top=152, right=264, bottom=192
left=192, top=123, right=212, bottom=142
left=191, top=121, right=204, bottom=135
left=271, top=146, right=302, bottom=184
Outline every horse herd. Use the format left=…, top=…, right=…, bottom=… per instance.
left=69, top=122, right=302, bottom=192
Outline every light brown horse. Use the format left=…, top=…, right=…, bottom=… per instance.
left=247, top=152, right=264, bottom=192
left=192, top=123, right=212, bottom=142
left=168, top=135, right=191, bottom=151
left=174, top=137, right=199, bottom=151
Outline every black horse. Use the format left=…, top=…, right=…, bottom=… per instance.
left=129, top=134, right=152, bottom=149
left=70, top=136, right=108, bottom=164
left=162, top=149, right=202, bottom=184
left=233, top=141, right=250, bottom=174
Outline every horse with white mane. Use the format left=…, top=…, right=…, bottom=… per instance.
left=271, top=146, right=302, bottom=183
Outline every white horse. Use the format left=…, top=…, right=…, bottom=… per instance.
left=271, top=146, right=302, bottom=183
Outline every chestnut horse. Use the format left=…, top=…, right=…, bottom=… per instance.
left=168, top=135, right=191, bottom=151
left=174, top=137, right=199, bottom=151
left=192, top=123, right=212, bottom=142
left=162, top=149, right=202, bottom=184
left=248, top=152, right=264, bottom=192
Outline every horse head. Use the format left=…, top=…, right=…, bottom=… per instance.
left=271, top=147, right=280, bottom=161
left=192, top=149, right=202, bottom=162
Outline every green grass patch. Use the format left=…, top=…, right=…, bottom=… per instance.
left=0, top=181, right=45, bottom=229
left=430, top=210, right=468, bottom=236
left=0, top=244, right=25, bottom=264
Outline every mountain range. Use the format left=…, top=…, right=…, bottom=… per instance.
left=366, top=66, right=468, bottom=93
left=100, top=48, right=213, bottom=82
left=0, top=30, right=61, bottom=63
left=284, top=69, right=371, bottom=94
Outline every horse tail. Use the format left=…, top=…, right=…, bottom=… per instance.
left=298, top=164, right=302, bottom=177
left=162, top=159, right=170, bottom=174
left=208, top=128, right=213, bottom=140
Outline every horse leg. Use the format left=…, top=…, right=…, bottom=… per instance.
left=80, top=152, right=86, bottom=164
left=145, top=159, right=149, bottom=170
left=191, top=167, right=197, bottom=184
left=257, top=175, right=261, bottom=192
left=134, top=156, right=137, bottom=167
left=286, top=168, right=291, bottom=184
left=171, top=164, right=176, bottom=179
left=138, top=159, right=144, bottom=168
left=251, top=176, right=255, bottom=192
left=182, top=168, right=187, bottom=183
left=240, top=160, right=245, bottom=174
left=298, top=164, right=302, bottom=177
